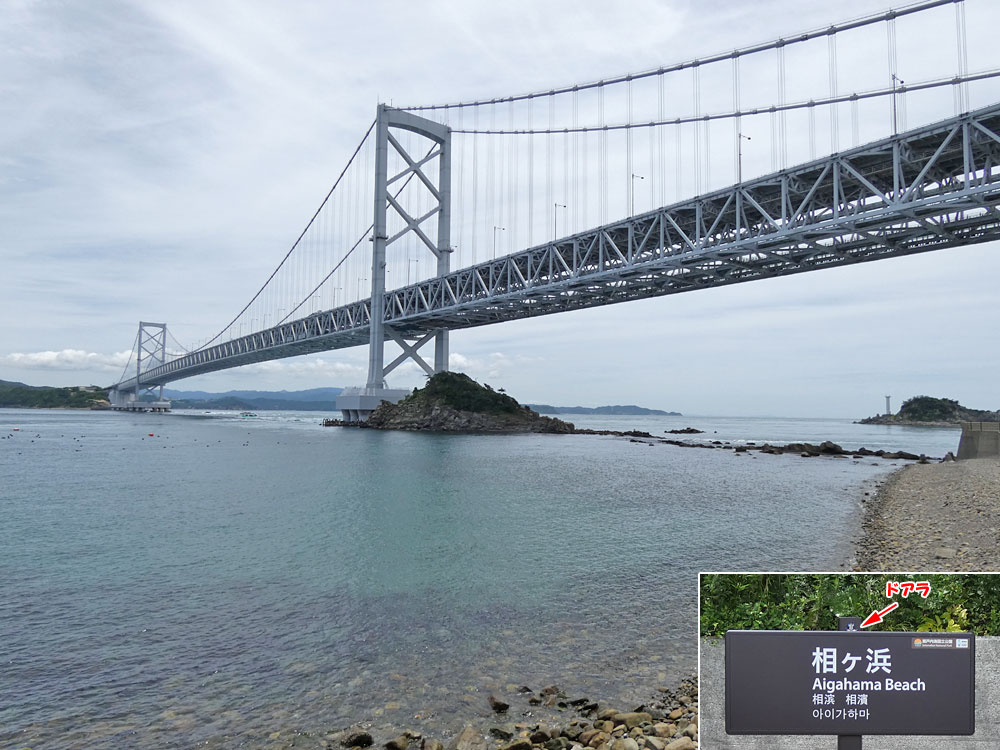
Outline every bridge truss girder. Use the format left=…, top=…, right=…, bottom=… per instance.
left=110, top=103, right=1000, bottom=392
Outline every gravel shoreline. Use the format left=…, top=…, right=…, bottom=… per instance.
left=856, top=458, right=1000, bottom=571
left=267, top=679, right=699, bottom=750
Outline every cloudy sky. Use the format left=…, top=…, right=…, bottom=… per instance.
left=3, top=0, right=999, bottom=417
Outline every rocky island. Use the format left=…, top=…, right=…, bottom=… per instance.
left=356, top=372, right=576, bottom=433
left=857, top=395, right=998, bottom=427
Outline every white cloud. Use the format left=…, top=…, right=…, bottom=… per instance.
left=2, top=349, right=132, bottom=372
left=448, top=351, right=543, bottom=383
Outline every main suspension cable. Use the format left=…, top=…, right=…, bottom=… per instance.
left=116, top=330, right=139, bottom=384
left=166, top=328, right=191, bottom=355
left=195, top=119, right=376, bottom=352
left=446, top=69, right=999, bottom=135
left=398, top=0, right=957, bottom=112
left=277, top=143, right=440, bottom=325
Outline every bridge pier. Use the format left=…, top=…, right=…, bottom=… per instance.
left=336, top=387, right=411, bottom=423
left=336, top=104, right=452, bottom=422
left=108, top=386, right=171, bottom=412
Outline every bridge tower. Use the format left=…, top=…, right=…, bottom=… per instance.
left=338, top=105, right=452, bottom=422
left=136, top=321, right=169, bottom=406
left=109, top=321, right=172, bottom=411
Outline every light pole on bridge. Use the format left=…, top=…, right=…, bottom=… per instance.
left=737, top=132, right=751, bottom=184
left=493, top=225, right=505, bottom=259
left=891, top=73, right=905, bottom=135
left=630, top=173, right=644, bottom=216
left=553, top=203, right=567, bottom=240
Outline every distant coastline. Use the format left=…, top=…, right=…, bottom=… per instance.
left=1, top=379, right=680, bottom=416
left=527, top=404, right=680, bottom=416
left=0, top=380, right=109, bottom=409
left=165, top=386, right=343, bottom=412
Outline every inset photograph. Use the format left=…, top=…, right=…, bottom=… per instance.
left=699, top=573, right=1000, bottom=749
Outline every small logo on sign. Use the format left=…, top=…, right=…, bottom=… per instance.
left=912, top=637, right=957, bottom=649
left=957, top=639, right=970, bottom=649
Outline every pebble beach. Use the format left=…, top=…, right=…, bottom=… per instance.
left=240, top=680, right=700, bottom=750
left=857, top=458, right=1000, bottom=571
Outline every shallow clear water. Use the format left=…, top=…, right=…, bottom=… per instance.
left=0, top=409, right=959, bottom=747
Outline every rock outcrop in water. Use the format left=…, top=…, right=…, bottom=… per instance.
left=362, top=372, right=575, bottom=433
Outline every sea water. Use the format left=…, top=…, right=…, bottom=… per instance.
left=0, top=409, right=959, bottom=748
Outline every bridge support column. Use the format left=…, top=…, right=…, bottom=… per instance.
left=341, top=104, right=452, bottom=422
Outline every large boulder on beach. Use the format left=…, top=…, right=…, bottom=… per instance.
left=450, top=726, right=487, bottom=750
left=341, top=730, right=374, bottom=748
left=614, top=712, right=652, bottom=729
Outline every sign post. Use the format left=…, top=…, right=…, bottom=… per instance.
left=726, top=629, right=975, bottom=746
left=836, top=617, right=863, bottom=750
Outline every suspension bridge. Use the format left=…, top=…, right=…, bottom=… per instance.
left=109, top=0, right=1000, bottom=420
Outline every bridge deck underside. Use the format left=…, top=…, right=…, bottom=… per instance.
left=114, top=104, right=1000, bottom=391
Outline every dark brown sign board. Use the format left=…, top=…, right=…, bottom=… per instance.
left=726, top=630, right=975, bottom=735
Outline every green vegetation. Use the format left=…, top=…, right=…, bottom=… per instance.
left=405, top=371, right=525, bottom=415
left=898, top=396, right=964, bottom=422
left=0, top=381, right=109, bottom=409
left=701, top=574, right=1000, bottom=636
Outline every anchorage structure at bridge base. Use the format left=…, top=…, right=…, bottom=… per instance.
left=336, top=104, right=452, bottom=421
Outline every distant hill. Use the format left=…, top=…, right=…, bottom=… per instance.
left=528, top=404, right=681, bottom=416
left=164, top=387, right=343, bottom=402
left=164, top=386, right=343, bottom=411
left=858, top=395, right=999, bottom=426
left=0, top=379, right=34, bottom=389
left=0, top=381, right=109, bottom=409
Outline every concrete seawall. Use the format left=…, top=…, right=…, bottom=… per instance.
left=957, top=422, right=1000, bottom=459
left=700, top=636, right=1000, bottom=749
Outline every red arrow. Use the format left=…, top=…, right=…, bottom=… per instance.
left=860, top=602, right=899, bottom=628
